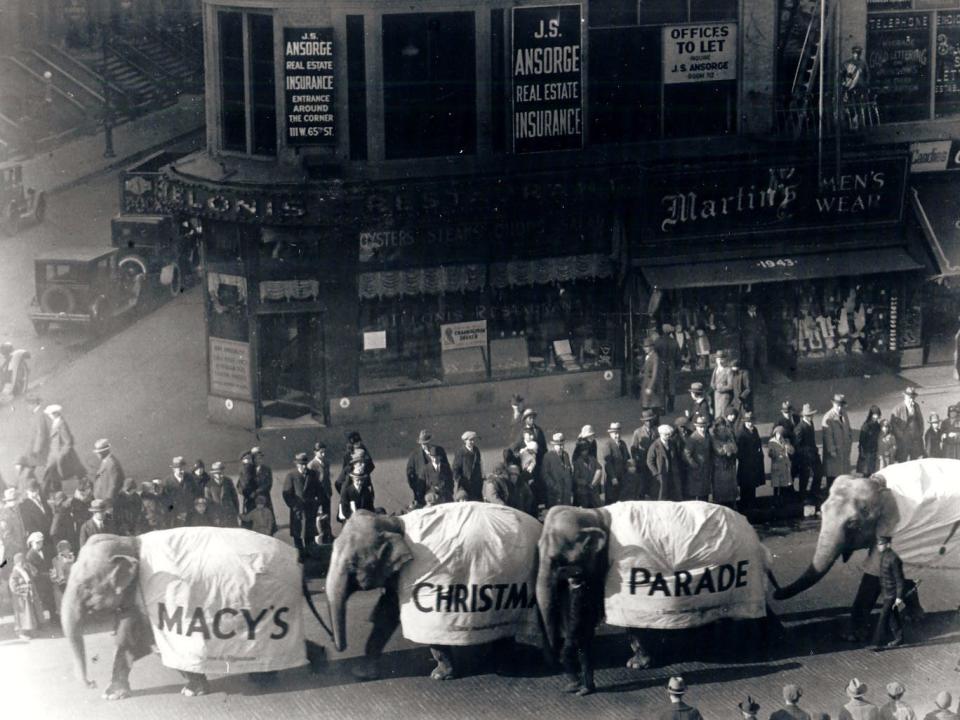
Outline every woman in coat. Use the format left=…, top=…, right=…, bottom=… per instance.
left=735, top=412, right=764, bottom=510
left=856, top=405, right=882, bottom=476
left=942, top=405, right=960, bottom=460
left=572, top=438, right=602, bottom=508
left=710, top=417, right=739, bottom=507
left=767, top=424, right=794, bottom=503
left=8, top=552, right=43, bottom=639
left=877, top=419, right=898, bottom=469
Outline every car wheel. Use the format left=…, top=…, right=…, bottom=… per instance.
left=168, top=264, right=182, bottom=297
left=40, top=285, right=76, bottom=314
left=118, top=255, right=147, bottom=306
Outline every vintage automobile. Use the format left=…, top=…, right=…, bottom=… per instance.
left=29, top=248, right=140, bottom=335
left=1, top=164, right=46, bottom=236
left=111, top=214, right=199, bottom=305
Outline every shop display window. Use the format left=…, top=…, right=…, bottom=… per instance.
left=357, top=279, right=617, bottom=393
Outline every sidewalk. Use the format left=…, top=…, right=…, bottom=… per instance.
left=16, top=93, right=205, bottom=193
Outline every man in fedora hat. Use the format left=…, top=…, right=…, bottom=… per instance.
left=406, top=430, right=449, bottom=508
left=879, top=682, right=914, bottom=720
left=453, top=431, right=484, bottom=502
left=542, top=432, right=574, bottom=509
left=739, top=696, right=761, bottom=720
left=710, top=350, right=735, bottom=421
left=778, top=400, right=802, bottom=487
left=924, top=412, right=945, bottom=459
left=648, top=424, right=684, bottom=501
left=823, top=393, right=853, bottom=494
left=78, top=498, right=114, bottom=547
left=512, top=409, right=547, bottom=503
left=741, top=300, right=769, bottom=383
left=682, top=414, right=713, bottom=502
left=204, top=460, right=240, bottom=528
left=924, top=692, right=958, bottom=720
left=657, top=676, right=704, bottom=720
left=892, top=387, right=925, bottom=462
left=92, top=438, right=125, bottom=505
left=161, top=456, right=202, bottom=528
left=599, top=422, right=629, bottom=504
left=41, top=404, right=87, bottom=497
left=640, top=336, right=667, bottom=414
left=677, top=381, right=712, bottom=425
left=796, top=403, right=822, bottom=505
left=730, top=355, right=753, bottom=413
left=283, top=452, right=322, bottom=555
left=631, top=409, right=659, bottom=495
left=736, top=411, right=765, bottom=511
left=770, top=684, right=811, bottom=720
left=840, top=679, right=878, bottom=720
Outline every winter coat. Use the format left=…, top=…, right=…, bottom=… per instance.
left=891, top=403, right=924, bottom=462
left=599, top=436, right=630, bottom=504
left=572, top=455, right=602, bottom=508
left=731, top=368, right=753, bottom=412
left=736, top=424, right=765, bottom=490
left=821, top=407, right=853, bottom=477
left=646, top=438, right=683, bottom=501
left=677, top=393, right=713, bottom=424
left=857, top=419, right=881, bottom=476
left=924, top=426, right=944, bottom=459
left=541, top=449, right=574, bottom=508
left=640, top=349, right=667, bottom=410
left=710, top=364, right=735, bottom=420
left=452, top=446, right=484, bottom=501
left=204, top=476, right=241, bottom=527
left=681, top=431, right=713, bottom=499
left=877, top=432, right=898, bottom=469
left=710, top=424, right=739, bottom=503
left=767, top=436, right=794, bottom=488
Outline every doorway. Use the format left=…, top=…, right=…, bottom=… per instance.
left=258, top=312, right=325, bottom=425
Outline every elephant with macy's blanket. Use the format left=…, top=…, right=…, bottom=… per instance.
left=326, top=502, right=542, bottom=680
left=537, top=501, right=778, bottom=693
left=775, top=459, right=960, bottom=638
left=62, top=528, right=324, bottom=700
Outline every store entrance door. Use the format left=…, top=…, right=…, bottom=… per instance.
left=258, top=312, right=326, bottom=425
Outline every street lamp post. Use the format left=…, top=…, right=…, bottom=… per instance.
left=101, top=24, right=115, bottom=158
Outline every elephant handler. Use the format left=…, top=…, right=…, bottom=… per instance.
left=870, top=535, right=906, bottom=651
left=842, top=534, right=915, bottom=645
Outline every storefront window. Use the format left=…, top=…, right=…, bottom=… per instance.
left=382, top=12, right=477, bottom=159
left=216, top=10, right=276, bottom=156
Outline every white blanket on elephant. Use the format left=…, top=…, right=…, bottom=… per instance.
left=397, top=502, right=542, bottom=646
left=864, top=459, right=960, bottom=572
left=604, top=501, right=770, bottom=629
left=138, top=528, right=306, bottom=675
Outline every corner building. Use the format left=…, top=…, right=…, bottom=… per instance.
left=153, top=0, right=960, bottom=428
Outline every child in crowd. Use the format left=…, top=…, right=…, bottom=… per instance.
left=878, top=419, right=898, bottom=469
left=767, top=423, right=794, bottom=504
left=187, top=496, right=218, bottom=528
left=50, top=539, right=75, bottom=607
left=242, top=493, right=275, bottom=536
left=9, top=552, right=42, bottom=640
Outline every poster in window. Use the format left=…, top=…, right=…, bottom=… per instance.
left=866, top=12, right=932, bottom=123
left=209, top=337, right=252, bottom=399
left=936, top=11, right=960, bottom=118
left=662, top=23, right=737, bottom=84
left=283, top=27, right=335, bottom=145
left=512, top=4, right=583, bottom=154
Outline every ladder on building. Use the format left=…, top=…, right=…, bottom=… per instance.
left=788, top=0, right=833, bottom=139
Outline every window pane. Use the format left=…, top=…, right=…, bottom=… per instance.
left=691, top=0, right=737, bottom=21
left=588, top=27, right=661, bottom=143
left=639, top=0, right=687, bottom=24
left=490, top=8, right=506, bottom=152
left=589, top=0, right=637, bottom=27
left=219, top=11, right=246, bottom=151
left=383, top=12, right=477, bottom=159
left=347, top=15, right=368, bottom=160
left=249, top=13, right=276, bottom=155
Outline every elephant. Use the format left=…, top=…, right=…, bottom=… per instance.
left=774, top=461, right=960, bottom=639
left=63, top=529, right=325, bottom=700
left=537, top=501, right=778, bottom=689
left=326, top=503, right=542, bottom=681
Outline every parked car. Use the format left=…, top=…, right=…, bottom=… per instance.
left=29, top=248, right=140, bottom=335
left=1, top=164, right=45, bottom=236
left=111, top=214, right=199, bottom=305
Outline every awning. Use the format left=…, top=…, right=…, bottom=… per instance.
left=641, top=248, right=923, bottom=290
left=911, top=180, right=960, bottom=277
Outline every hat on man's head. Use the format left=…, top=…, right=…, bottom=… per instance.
left=929, top=413, right=941, bottom=424
left=693, top=414, right=709, bottom=427
left=781, top=400, right=794, bottom=411
left=551, top=432, right=565, bottom=444
left=783, top=684, right=802, bottom=703
left=43, top=404, right=63, bottom=416
left=662, top=323, right=674, bottom=333
left=250, top=446, right=263, bottom=455
left=667, top=676, right=686, bottom=695
left=93, top=438, right=110, bottom=453
left=658, top=424, right=674, bottom=435
left=521, top=408, right=538, bottom=421
left=27, top=531, right=44, bottom=545
left=461, top=430, right=479, bottom=442
left=846, top=679, right=867, bottom=698
left=936, top=692, right=953, bottom=710
left=885, top=682, right=905, bottom=699
left=211, top=461, right=225, bottom=472
left=417, top=429, right=432, bottom=444
left=729, top=356, right=741, bottom=367
left=801, top=403, right=817, bottom=416
left=716, top=349, right=730, bottom=359
left=673, top=416, right=689, bottom=429
left=294, top=452, right=309, bottom=464
left=89, top=499, right=109, bottom=512
left=578, top=424, right=595, bottom=439
left=608, top=421, right=622, bottom=432
left=240, top=450, right=252, bottom=461
left=738, top=696, right=760, bottom=714
left=314, top=441, right=326, bottom=451
left=3, top=488, right=18, bottom=502
left=642, top=337, right=656, bottom=349
left=832, top=393, right=847, bottom=405
left=640, top=409, right=658, bottom=422
left=690, top=382, right=705, bottom=393
left=742, top=411, right=754, bottom=421
left=904, top=387, right=919, bottom=398
left=171, top=456, right=185, bottom=468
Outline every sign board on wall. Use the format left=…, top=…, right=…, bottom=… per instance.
left=936, top=11, right=960, bottom=118
left=440, top=320, right=488, bottom=351
left=662, top=23, right=737, bottom=84
left=363, top=331, right=387, bottom=351
left=910, top=140, right=960, bottom=172
left=209, top=337, right=252, bottom=399
left=512, top=4, right=583, bottom=154
left=283, top=27, right=335, bottom=145
left=867, top=12, right=932, bottom=123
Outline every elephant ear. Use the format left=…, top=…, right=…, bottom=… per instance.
left=575, top=528, right=607, bottom=556
left=377, top=531, right=413, bottom=574
left=108, top=555, right=139, bottom=594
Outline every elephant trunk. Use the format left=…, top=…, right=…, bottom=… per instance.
left=60, top=575, right=89, bottom=686
left=774, top=530, right=845, bottom=600
left=536, top=541, right=559, bottom=654
left=325, top=542, right=351, bottom=653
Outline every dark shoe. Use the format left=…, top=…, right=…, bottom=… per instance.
left=884, top=639, right=903, bottom=649
left=562, top=679, right=581, bottom=694
left=576, top=685, right=596, bottom=697
left=871, top=645, right=884, bottom=652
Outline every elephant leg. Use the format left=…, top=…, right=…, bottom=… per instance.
left=626, top=630, right=654, bottom=669
left=353, top=589, right=399, bottom=680
left=103, top=610, right=153, bottom=701
left=429, top=646, right=455, bottom=680
left=559, top=635, right=581, bottom=693
left=179, top=672, right=209, bottom=697
left=491, top=636, right=517, bottom=675
left=844, top=573, right=880, bottom=642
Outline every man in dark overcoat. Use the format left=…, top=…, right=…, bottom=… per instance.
left=682, top=415, right=713, bottom=501
left=647, top=425, right=684, bottom=501
left=161, top=456, right=202, bottom=528
left=92, top=438, right=124, bottom=504
left=735, top=411, right=765, bottom=511
left=871, top=535, right=906, bottom=650
left=599, top=422, right=629, bottom=505
left=282, top=452, right=321, bottom=553
left=795, top=404, right=822, bottom=504
left=891, top=387, right=924, bottom=462
left=640, top=338, right=666, bottom=414
left=677, top=382, right=713, bottom=424
left=452, top=431, right=484, bottom=501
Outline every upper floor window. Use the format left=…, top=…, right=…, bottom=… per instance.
left=218, top=10, right=276, bottom=156
left=588, top=0, right=737, bottom=27
left=382, top=12, right=476, bottom=159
